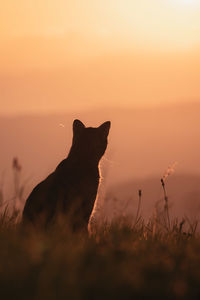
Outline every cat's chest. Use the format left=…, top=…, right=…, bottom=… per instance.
left=66, top=174, right=99, bottom=194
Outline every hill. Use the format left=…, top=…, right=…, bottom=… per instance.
left=0, top=103, right=200, bottom=217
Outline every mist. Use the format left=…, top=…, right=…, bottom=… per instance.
left=1, top=103, right=200, bottom=219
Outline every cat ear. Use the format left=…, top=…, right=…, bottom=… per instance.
left=73, top=119, right=85, bottom=134
left=99, top=121, right=111, bottom=138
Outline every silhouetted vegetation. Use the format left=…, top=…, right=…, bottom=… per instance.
left=0, top=201, right=200, bottom=299
left=0, top=159, right=199, bottom=299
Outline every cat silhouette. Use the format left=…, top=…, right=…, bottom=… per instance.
left=22, top=119, right=111, bottom=231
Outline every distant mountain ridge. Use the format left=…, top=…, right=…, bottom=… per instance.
left=1, top=103, right=200, bottom=217
left=108, top=174, right=200, bottom=220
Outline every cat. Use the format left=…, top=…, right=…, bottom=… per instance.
left=22, top=119, right=111, bottom=232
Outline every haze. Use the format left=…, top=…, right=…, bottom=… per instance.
left=1, top=1, right=200, bottom=218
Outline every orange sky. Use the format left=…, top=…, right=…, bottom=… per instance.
left=1, top=0, right=200, bottom=114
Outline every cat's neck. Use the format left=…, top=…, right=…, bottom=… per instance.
left=56, top=151, right=100, bottom=178
left=67, top=146, right=101, bottom=168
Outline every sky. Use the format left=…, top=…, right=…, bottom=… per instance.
left=1, top=1, right=200, bottom=216
left=1, top=0, right=200, bottom=114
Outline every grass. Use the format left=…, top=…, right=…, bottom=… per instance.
left=0, top=210, right=199, bottom=300
left=0, top=159, right=200, bottom=299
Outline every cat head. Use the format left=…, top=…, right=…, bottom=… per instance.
left=71, top=119, right=111, bottom=162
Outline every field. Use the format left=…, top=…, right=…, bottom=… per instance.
left=0, top=204, right=199, bottom=300
left=0, top=161, right=199, bottom=299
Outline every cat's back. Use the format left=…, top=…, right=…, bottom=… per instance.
left=22, top=172, right=57, bottom=220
